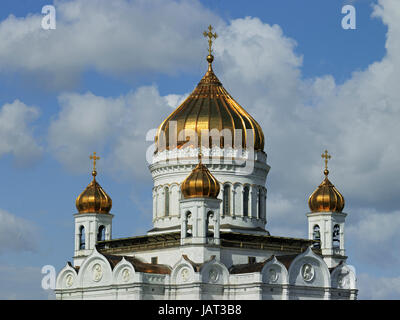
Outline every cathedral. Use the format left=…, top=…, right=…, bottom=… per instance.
left=55, top=26, right=357, bottom=300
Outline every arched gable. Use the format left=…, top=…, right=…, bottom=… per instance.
left=331, top=263, right=357, bottom=290
left=261, top=256, right=288, bottom=285
left=288, top=247, right=330, bottom=287
left=200, top=258, right=229, bottom=285
left=56, top=262, right=78, bottom=290
left=112, top=257, right=136, bottom=285
left=76, top=247, right=113, bottom=288
left=170, top=256, right=197, bottom=285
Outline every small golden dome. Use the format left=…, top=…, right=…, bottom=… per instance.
left=76, top=153, right=112, bottom=214
left=308, top=151, right=345, bottom=213
left=181, top=154, right=220, bottom=199
left=155, top=26, right=264, bottom=153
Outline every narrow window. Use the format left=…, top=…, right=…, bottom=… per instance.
left=313, top=225, right=321, bottom=249
left=79, top=226, right=85, bottom=250
left=223, top=184, right=231, bottom=216
left=257, top=188, right=262, bottom=219
left=333, top=224, right=340, bottom=248
left=243, top=186, right=249, bottom=217
left=248, top=256, right=256, bottom=264
left=186, top=211, right=192, bottom=237
left=165, top=187, right=169, bottom=216
left=151, top=257, right=158, bottom=264
left=97, top=225, right=105, bottom=242
left=206, top=211, right=214, bottom=237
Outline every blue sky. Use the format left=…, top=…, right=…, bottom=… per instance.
left=0, top=0, right=399, bottom=299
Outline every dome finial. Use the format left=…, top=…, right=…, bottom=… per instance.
left=321, top=149, right=331, bottom=177
left=203, top=25, right=217, bottom=67
left=90, top=152, right=100, bottom=178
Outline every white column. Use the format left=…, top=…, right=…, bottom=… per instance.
left=180, top=213, right=187, bottom=245
left=282, top=285, right=289, bottom=300
left=324, top=288, right=331, bottom=300
left=214, top=212, right=220, bottom=245
left=152, top=188, right=157, bottom=221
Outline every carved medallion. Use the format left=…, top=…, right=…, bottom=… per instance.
left=301, top=263, right=314, bottom=282
left=208, top=268, right=219, bottom=283
left=268, top=268, right=278, bottom=283
left=338, top=270, right=349, bottom=289
left=92, top=263, right=103, bottom=282
left=122, top=268, right=130, bottom=283
left=65, top=274, right=74, bottom=287
left=180, top=268, right=190, bottom=282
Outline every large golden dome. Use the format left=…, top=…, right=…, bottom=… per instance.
left=308, top=151, right=345, bottom=213
left=181, top=154, right=220, bottom=199
left=76, top=153, right=112, bottom=214
left=155, top=53, right=265, bottom=153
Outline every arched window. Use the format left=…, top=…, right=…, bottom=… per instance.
left=79, top=226, right=85, bottom=250
left=223, top=184, right=231, bottom=216
left=206, top=211, right=214, bottom=237
left=333, top=224, right=340, bottom=248
left=313, top=225, right=321, bottom=249
left=243, top=186, right=249, bottom=217
left=257, top=188, right=262, bottom=219
left=185, top=211, right=192, bottom=237
left=165, top=187, right=170, bottom=216
left=97, top=225, right=105, bottom=242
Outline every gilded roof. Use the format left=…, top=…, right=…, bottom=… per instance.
left=308, top=175, right=345, bottom=213
left=76, top=170, right=112, bottom=214
left=180, top=154, right=220, bottom=199
left=308, top=150, right=345, bottom=213
left=155, top=54, right=265, bottom=153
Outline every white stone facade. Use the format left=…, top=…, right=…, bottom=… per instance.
left=149, top=147, right=270, bottom=236
left=55, top=246, right=357, bottom=300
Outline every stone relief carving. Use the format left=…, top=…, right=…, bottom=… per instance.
left=180, top=267, right=190, bottom=282
left=301, top=263, right=314, bottom=282
left=65, top=274, right=74, bottom=287
left=92, top=263, right=103, bottom=282
left=121, top=268, right=130, bottom=283
left=268, top=268, right=279, bottom=283
left=208, top=267, right=219, bottom=283
left=337, top=270, right=350, bottom=289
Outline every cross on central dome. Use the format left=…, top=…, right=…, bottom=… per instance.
left=155, top=26, right=265, bottom=153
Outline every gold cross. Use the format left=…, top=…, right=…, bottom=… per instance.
left=203, top=25, right=218, bottom=55
left=90, top=152, right=100, bottom=172
left=321, top=150, right=331, bottom=170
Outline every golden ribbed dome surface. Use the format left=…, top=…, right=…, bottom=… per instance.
left=308, top=167, right=345, bottom=213
left=155, top=55, right=265, bottom=153
left=308, top=176, right=345, bottom=213
left=181, top=155, right=220, bottom=199
left=76, top=170, right=112, bottom=214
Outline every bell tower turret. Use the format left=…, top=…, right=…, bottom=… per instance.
left=307, top=150, right=347, bottom=268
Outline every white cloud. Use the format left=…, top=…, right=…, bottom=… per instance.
left=358, top=273, right=400, bottom=300
left=0, top=0, right=221, bottom=88
left=347, top=209, right=400, bottom=268
left=0, top=100, right=42, bottom=166
left=0, top=209, right=39, bottom=254
left=48, top=86, right=173, bottom=179
left=164, top=93, right=189, bottom=109
left=266, top=193, right=307, bottom=239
